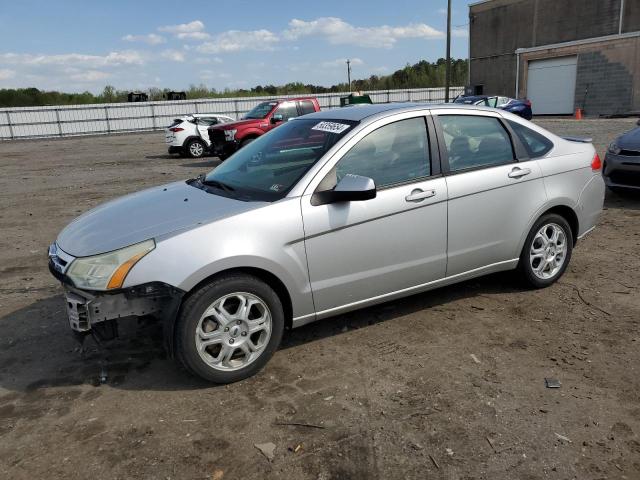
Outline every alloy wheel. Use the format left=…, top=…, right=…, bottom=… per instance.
left=190, top=142, right=204, bottom=157
left=195, top=292, right=272, bottom=371
left=529, top=223, right=567, bottom=280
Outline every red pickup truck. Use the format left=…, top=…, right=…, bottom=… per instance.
left=208, top=97, right=320, bottom=159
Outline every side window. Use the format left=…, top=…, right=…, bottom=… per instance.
left=439, top=115, right=515, bottom=172
left=319, top=117, right=431, bottom=191
left=486, top=97, right=498, bottom=108
left=508, top=120, right=553, bottom=158
left=298, top=100, right=315, bottom=115
left=275, top=102, right=299, bottom=121
left=197, top=117, right=216, bottom=126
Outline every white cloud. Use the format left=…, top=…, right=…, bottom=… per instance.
left=122, top=33, right=165, bottom=45
left=159, top=20, right=205, bottom=35
left=68, top=70, right=111, bottom=82
left=0, top=50, right=145, bottom=67
left=177, top=31, right=210, bottom=40
left=200, top=70, right=232, bottom=80
left=0, top=51, right=145, bottom=91
left=195, top=57, right=223, bottom=65
left=161, top=49, right=185, bottom=62
left=196, top=29, right=279, bottom=54
left=284, top=17, right=444, bottom=48
left=321, top=57, right=364, bottom=68
left=0, top=69, right=15, bottom=80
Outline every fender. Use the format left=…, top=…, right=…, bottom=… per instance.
left=235, top=128, right=264, bottom=142
left=516, top=197, right=579, bottom=256
left=180, top=254, right=314, bottom=321
left=181, top=135, right=208, bottom=148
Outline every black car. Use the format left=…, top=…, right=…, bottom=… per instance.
left=454, top=95, right=533, bottom=120
left=604, top=119, right=640, bottom=192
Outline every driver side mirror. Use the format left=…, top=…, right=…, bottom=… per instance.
left=312, top=174, right=376, bottom=206
left=271, top=113, right=284, bottom=124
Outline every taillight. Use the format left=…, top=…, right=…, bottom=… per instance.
left=169, top=127, right=184, bottom=132
left=524, top=99, right=532, bottom=107
left=591, top=153, right=602, bottom=171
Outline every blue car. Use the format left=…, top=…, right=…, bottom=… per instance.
left=454, top=95, right=533, bottom=120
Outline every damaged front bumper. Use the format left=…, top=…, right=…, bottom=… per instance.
left=60, top=282, right=183, bottom=333
left=49, top=255, right=184, bottom=333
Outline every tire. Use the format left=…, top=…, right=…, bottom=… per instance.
left=518, top=213, right=573, bottom=288
left=240, top=137, right=256, bottom=148
left=185, top=139, right=206, bottom=158
left=175, top=273, right=285, bottom=383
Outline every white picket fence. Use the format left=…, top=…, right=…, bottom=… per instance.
left=0, top=86, right=464, bottom=140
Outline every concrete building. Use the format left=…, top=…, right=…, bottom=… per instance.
left=468, top=0, right=640, bottom=115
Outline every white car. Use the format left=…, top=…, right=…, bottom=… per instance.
left=166, top=114, right=235, bottom=158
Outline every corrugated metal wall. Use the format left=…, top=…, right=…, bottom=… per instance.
left=0, top=87, right=464, bottom=140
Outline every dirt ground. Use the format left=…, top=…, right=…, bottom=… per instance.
left=0, top=117, right=639, bottom=480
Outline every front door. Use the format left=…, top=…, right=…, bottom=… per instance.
left=433, top=112, right=547, bottom=276
left=301, top=116, right=448, bottom=315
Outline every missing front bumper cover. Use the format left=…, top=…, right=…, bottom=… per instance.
left=62, top=282, right=183, bottom=333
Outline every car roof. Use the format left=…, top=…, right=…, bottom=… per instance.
left=190, top=113, right=231, bottom=117
left=297, top=102, right=499, bottom=122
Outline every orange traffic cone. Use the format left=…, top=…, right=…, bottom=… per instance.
left=574, top=108, right=583, bottom=120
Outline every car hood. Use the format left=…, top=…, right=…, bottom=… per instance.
left=616, top=127, right=640, bottom=150
left=210, top=118, right=264, bottom=130
left=57, top=181, right=264, bottom=257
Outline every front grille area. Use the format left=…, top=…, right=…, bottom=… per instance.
left=609, top=170, right=640, bottom=187
left=208, top=129, right=226, bottom=144
left=620, top=149, right=640, bottom=157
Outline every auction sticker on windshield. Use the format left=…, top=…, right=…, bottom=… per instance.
left=312, top=121, right=351, bottom=134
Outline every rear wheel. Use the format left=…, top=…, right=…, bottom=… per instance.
left=186, top=139, right=206, bottom=158
left=175, top=274, right=284, bottom=383
left=518, top=213, right=573, bottom=288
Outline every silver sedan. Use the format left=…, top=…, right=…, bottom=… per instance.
left=48, top=104, right=605, bottom=383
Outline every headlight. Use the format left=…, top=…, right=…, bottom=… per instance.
left=608, top=142, right=621, bottom=155
left=67, top=239, right=155, bottom=291
left=224, top=129, right=237, bottom=141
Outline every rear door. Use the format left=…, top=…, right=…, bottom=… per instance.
left=267, top=102, right=299, bottom=132
left=433, top=111, right=547, bottom=276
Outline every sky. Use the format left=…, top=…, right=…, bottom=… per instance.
left=0, top=0, right=470, bottom=94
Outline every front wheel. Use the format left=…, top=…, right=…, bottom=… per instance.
left=175, top=274, right=284, bottom=383
left=518, top=213, right=573, bottom=288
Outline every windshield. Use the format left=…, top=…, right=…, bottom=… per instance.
left=244, top=101, right=278, bottom=119
left=202, top=118, right=358, bottom=201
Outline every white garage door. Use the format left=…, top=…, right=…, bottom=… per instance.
left=526, top=56, right=577, bottom=115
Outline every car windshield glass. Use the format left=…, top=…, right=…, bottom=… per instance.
left=244, top=101, right=277, bottom=119
left=203, top=118, right=359, bottom=201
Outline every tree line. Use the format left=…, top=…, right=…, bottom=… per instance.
left=0, top=58, right=468, bottom=107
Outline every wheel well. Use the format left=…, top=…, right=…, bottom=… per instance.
left=240, top=134, right=259, bottom=144
left=543, top=205, right=579, bottom=245
left=186, top=267, right=294, bottom=329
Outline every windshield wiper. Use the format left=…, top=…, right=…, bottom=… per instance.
left=201, top=178, right=236, bottom=193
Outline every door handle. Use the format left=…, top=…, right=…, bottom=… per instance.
left=405, top=189, right=436, bottom=202
left=508, top=167, right=532, bottom=179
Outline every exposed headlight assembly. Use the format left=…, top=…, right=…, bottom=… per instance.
left=608, top=142, right=621, bottom=155
left=224, top=129, right=237, bottom=141
left=67, top=239, right=155, bottom=291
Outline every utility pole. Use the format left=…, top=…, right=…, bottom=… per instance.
left=445, top=0, right=452, bottom=102
left=346, top=59, right=352, bottom=92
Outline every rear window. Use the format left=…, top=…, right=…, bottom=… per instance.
left=169, top=118, right=183, bottom=127
left=298, top=100, right=316, bottom=115
left=508, top=120, right=553, bottom=158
